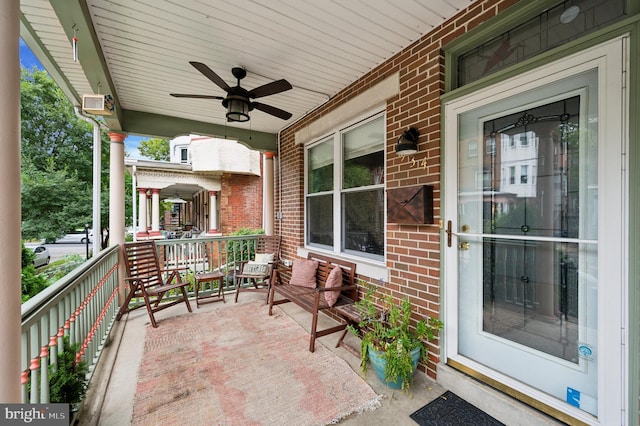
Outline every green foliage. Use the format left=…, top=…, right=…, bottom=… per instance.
left=21, top=162, right=92, bottom=242
left=49, top=337, right=88, bottom=404
left=38, top=255, right=85, bottom=284
left=21, top=243, right=48, bottom=302
left=21, top=266, right=49, bottom=303
left=20, top=66, right=112, bottom=241
left=138, top=138, right=170, bottom=161
left=349, top=283, right=443, bottom=392
left=225, top=228, right=264, bottom=269
left=343, top=164, right=371, bottom=189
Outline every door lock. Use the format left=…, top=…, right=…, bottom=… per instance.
left=458, top=241, right=470, bottom=250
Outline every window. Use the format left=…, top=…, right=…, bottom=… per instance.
left=468, top=141, right=478, bottom=157
left=180, top=148, right=188, bottom=163
left=306, top=114, right=385, bottom=260
left=509, top=166, right=516, bottom=184
left=307, top=137, right=334, bottom=247
left=520, top=165, right=528, bottom=183
left=455, top=0, right=626, bottom=87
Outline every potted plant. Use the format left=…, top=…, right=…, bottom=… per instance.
left=349, top=283, right=443, bottom=392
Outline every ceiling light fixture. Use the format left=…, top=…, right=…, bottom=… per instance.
left=223, top=95, right=251, bottom=122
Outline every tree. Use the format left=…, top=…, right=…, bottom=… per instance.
left=20, top=66, right=111, bottom=242
left=138, top=138, right=170, bottom=161
left=21, top=162, right=91, bottom=242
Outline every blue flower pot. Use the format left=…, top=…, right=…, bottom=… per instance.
left=367, top=345, right=421, bottom=389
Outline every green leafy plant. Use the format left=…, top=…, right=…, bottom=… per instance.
left=49, top=337, right=88, bottom=405
left=349, top=283, right=443, bottom=392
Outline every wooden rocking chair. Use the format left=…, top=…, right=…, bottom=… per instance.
left=118, top=240, right=192, bottom=327
left=234, top=235, right=281, bottom=303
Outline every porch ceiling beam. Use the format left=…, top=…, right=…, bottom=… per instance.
left=121, top=110, right=276, bottom=151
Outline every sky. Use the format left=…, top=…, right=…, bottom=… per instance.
left=19, top=38, right=145, bottom=158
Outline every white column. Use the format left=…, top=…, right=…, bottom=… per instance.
left=150, top=188, right=162, bottom=237
left=108, top=132, right=126, bottom=310
left=108, top=132, right=126, bottom=247
left=0, top=0, right=21, bottom=403
left=208, top=191, right=219, bottom=234
left=146, top=192, right=152, bottom=232
left=263, top=152, right=275, bottom=236
left=137, top=188, right=149, bottom=238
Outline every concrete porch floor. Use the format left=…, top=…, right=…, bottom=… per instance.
left=79, top=291, right=563, bottom=426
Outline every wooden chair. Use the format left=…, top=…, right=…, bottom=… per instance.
left=234, top=235, right=281, bottom=303
left=117, top=241, right=192, bottom=327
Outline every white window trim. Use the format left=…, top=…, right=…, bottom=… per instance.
left=303, top=109, right=387, bottom=279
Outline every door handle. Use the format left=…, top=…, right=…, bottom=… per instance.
left=446, top=220, right=470, bottom=248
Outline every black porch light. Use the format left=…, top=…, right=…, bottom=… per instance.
left=395, top=127, right=419, bottom=157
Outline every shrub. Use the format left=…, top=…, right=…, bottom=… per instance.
left=49, top=337, right=88, bottom=405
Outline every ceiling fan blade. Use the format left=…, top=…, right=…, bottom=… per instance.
left=252, top=102, right=292, bottom=120
left=170, top=93, right=225, bottom=100
left=189, top=61, right=231, bottom=92
left=248, top=79, right=292, bottom=98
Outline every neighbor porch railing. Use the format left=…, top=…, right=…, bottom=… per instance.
left=21, top=245, right=120, bottom=403
left=155, top=234, right=263, bottom=292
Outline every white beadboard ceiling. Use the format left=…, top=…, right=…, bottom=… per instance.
left=20, top=0, right=474, bottom=148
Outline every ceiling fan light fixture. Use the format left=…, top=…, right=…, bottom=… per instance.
left=396, top=127, right=419, bottom=156
left=225, top=96, right=250, bottom=122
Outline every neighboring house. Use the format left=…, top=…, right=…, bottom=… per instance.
left=125, top=135, right=266, bottom=238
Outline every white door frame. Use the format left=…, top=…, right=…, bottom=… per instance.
left=442, top=36, right=629, bottom=425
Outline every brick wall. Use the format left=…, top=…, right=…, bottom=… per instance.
left=276, top=0, right=518, bottom=378
left=219, top=156, right=264, bottom=235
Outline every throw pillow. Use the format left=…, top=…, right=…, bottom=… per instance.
left=243, top=261, right=268, bottom=276
left=324, top=266, right=342, bottom=307
left=289, top=259, right=319, bottom=288
left=254, top=252, right=275, bottom=263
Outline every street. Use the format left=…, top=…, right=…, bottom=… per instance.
left=44, top=243, right=90, bottom=262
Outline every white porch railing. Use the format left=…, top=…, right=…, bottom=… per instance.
left=20, top=246, right=120, bottom=403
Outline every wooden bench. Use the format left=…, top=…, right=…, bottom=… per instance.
left=268, top=252, right=357, bottom=352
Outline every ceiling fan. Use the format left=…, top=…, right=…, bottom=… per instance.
left=170, top=62, right=293, bottom=122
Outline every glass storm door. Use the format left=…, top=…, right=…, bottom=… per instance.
left=443, top=38, right=626, bottom=424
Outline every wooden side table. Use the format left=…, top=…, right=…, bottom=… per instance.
left=194, top=271, right=225, bottom=307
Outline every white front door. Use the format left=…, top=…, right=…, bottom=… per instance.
left=443, top=37, right=627, bottom=425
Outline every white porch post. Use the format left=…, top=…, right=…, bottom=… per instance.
left=146, top=192, right=152, bottom=232
left=208, top=191, right=219, bottom=234
left=108, top=132, right=126, bottom=308
left=0, top=0, right=22, bottom=402
left=263, top=152, right=275, bottom=236
left=137, top=188, right=149, bottom=238
left=150, top=188, right=162, bottom=237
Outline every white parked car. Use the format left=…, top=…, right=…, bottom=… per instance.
left=31, top=245, right=50, bottom=268
left=55, top=231, right=92, bottom=244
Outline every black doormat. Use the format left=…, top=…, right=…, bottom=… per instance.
left=410, top=391, right=505, bottom=426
